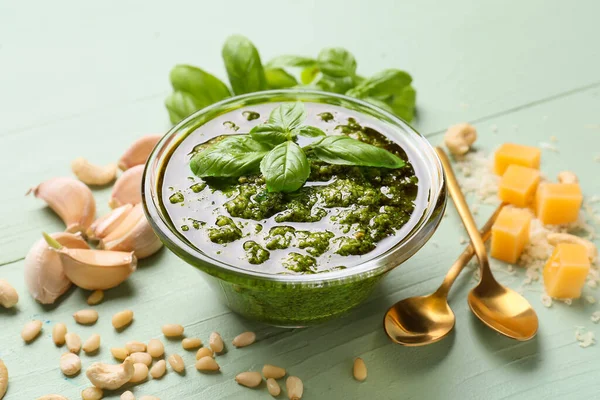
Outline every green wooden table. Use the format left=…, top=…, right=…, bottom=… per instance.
left=1, top=1, right=599, bottom=398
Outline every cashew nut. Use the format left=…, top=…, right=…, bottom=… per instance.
left=0, top=359, right=8, bottom=399
left=71, top=157, right=118, bottom=186
left=557, top=171, right=578, bottom=184
left=547, top=233, right=597, bottom=263
left=86, top=357, right=135, bottom=390
left=0, top=279, right=18, bottom=308
left=444, top=123, right=477, bottom=156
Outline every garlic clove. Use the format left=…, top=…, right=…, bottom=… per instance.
left=71, top=157, right=118, bottom=186
left=29, top=177, right=96, bottom=234
left=43, top=233, right=137, bottom=290
left=25, top=232, right=89, bottom=304
left=87, top=204, right=134, bottom=240
left=109, top=165, right=143, bottom=209
left=118, top=135, right=162, bottom=171
left=100, top=205, right=163, bottom=259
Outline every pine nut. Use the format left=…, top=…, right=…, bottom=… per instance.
left=286, top=376, right=303, bottom=400
left=267, top=378, right=281, bottom=396
left=60, top=352, right=81, bottom=376
left=232, top=331, right=256, bottom=348
left=353, top=357, right=367, bottom=381
left=195, top=356, right=219, bottom=372
left=65, top=332, right=81, bottom=353
left=87, top=290, right=104, bottom=305
left=111, top=347, right=129, bottom=360
left=120, top=391, right=135, bottom=400
left=21, top=320, right=43, bottom=342
left=83, top=334, right=101, bottom=354
left=0, top=279, right=18, bottom=308
left=262, top=364, right=286, bottom=379
left=52, top=323, right=67, bottom=346
left=147, top=339, right=164, bottom=358
left=0, top=359, right=8, bottom=399
left=195, top=347, right=214, bottom=360
left=209, top=332, right=224, bottom=353
left=73, top=309, right=99, bottom=325
left=129, top=363, right=148, bottom=383
left=81, top=386, right=103, bottom=400
left=235, top=371, right=263, bottom=388
left=182, top=338, right=202, bottom=350
left=167, top=354, right=185, bottom=374
left=149, top=359, right=166, bottom=379
left=129, top=352, right=152, bottom=366
left=161, top=324, right=184, bottom=337
left=126, top=341, right=146, bottom=353
left=112, top=310, right=134, bottom=329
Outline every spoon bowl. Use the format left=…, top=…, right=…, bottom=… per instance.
left=468, top=281, right=538, bottom=340
left=384, top=293, right=455, bottom=346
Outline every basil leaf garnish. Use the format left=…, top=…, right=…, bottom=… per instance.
left=347, top=69, right=412, bottom=98
left=165, top=91, right=203, bottom=124
left=222, top=35, right=267, bottom=95
left=390, top=85, right=417, bottom=122
left=265, top=68, right=298, bottom=89
left=250, top=124, right=290, bottom=146
left=169, top=65, right=231, bottom=107
left=268, top=102, right=306, bottom=131
left=296, top=125, right=326, bottom=138
left=317, top=48, right=357, bottom=78
left=190, top=136, right=271, bottom=178
left=260, top=142, right=310, bottom=193
left=311, top=136, right=405, bottom=169
left=266, top=55, right=317, bottom=68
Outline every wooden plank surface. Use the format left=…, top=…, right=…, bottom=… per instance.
left=1, top=1, right=599, bottom=399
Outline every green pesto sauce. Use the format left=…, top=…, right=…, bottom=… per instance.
left=161, top=102, right=421, bottom=275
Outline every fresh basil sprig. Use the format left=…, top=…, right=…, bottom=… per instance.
left=190, top=102, right=406, bottom=193
left=249, top=102, right=325, bottom=145
left=165, top=35, right=417, bottom=124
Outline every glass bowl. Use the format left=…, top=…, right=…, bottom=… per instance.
left=143, top=90, right=446, bottom=327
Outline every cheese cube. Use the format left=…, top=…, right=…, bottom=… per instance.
left=543, top=243, right=590, bottom=298
left=535, top=183, right=583, bottom=225
left=494, top=143, right=541, bottom=175
left=498, top=165, right=541, bottom=207
left=490, top=207, right=532, bottom=263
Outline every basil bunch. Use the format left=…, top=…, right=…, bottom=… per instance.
left=165, top=36, right=416, bottom=124
left=190, top=103, right=405, bottom=193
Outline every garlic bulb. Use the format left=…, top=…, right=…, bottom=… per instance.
left=24, top=232, right=89, bottom=304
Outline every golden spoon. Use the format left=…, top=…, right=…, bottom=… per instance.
left=436, top=147, right=538, bottom=341
left=384, top=203, right=504, bottom=346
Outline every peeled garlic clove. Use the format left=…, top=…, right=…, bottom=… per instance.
left=118, top=134, right=162, bottom=171
left=43, top=233, right=137, bottom=290
left=29, top=177, right=96, bottom=234
left=100, top=204, right=163, bottom=259
left=24, top=232, right=89, bottom=304
left=71, top=157, right=118, bottom=186
left=109, top=165, right=143, bottom=209
left=87, top=204, right=134, bottom=240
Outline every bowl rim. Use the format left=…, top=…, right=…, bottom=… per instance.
left=143, top=89, right=446, bottom=285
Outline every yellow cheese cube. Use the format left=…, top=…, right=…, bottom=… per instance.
left=490, top=207, right=532, bottom=263
left=494, top=143, right=541, bottom=175
left=498, top=165, right=541, bottom=207
left=535, top=183, right=583, bottom=225
left=543, top=243, right=590, bottom=299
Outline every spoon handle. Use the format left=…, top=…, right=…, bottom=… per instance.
left=435, top=148, right=494, bottom=281
left=435, top=203, right=504, bottom=297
